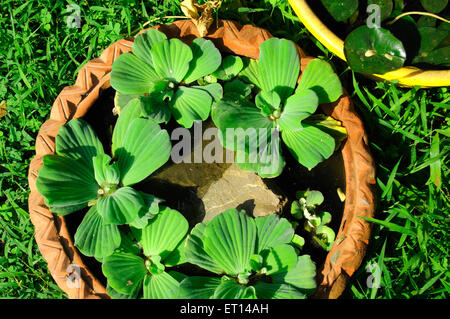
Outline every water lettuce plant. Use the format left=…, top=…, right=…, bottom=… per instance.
left=110, top=28, right=223, bottom=128
left=102, top=206, right=189, bottom=299
left=291, top=190, right=336, bottom=251
left=317, top=0, right=449, bottom=73
left=212, top=37, right=343, bottom=177
left=180, top=209, right=317, bottom=299
left=35, top=99, right=171, bottom=258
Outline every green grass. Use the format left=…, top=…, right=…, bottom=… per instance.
left=0, top=0, right=448, bottom=299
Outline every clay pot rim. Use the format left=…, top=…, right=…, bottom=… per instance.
left=27, top=19, right=376, bottom=299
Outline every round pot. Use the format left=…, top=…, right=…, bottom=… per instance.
left=28, top=19, right=376, bottom=299
left=288, top=0, right=450, bottom=88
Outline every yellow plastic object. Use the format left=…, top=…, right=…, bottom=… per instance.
left=288, top=0, right=450, bottom=88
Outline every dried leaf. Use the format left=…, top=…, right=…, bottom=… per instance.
left=0, top=101, right=6, bottom=118
left=180, top=0, right=221, bottom=37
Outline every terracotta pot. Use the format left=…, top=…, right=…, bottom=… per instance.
left=28, top=19, right=376, bottom=299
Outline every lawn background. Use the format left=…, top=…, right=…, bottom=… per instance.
left=0, top=0, right=448, bottom=299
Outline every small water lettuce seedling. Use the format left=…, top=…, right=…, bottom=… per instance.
left=212, top=37, right=344, bottom=177
left=102, top=206, right=189, bottom=299
left=291, top=190, right=336, bottom=251
left=110, top=28, right=223, bottom=128
left=36, top=99, right=171, bottom=259
left=179, top=209, right=317, bottom=299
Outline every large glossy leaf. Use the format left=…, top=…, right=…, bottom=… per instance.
left=184, top=38, right=222, bottom=83
left=271, top=255, right=317, bottom=295
left=111, top=98, right=143, bottom=154
left=110, top=53, right=160, bottom=95
left=36, top=155, right=98, bottom=214
left=74, top=206, right=121, bottom=259
left=255, top=214, right=295, bottom=252
left=92, top=154, right=120, bottom=187
left=296, top=59, right=343, bottom=104
left=261, top=244, right=298, bottom=275
left=55, top=119, right=104, bottom=170
left=178, top=276, right=222, bottom=299
left=185, top=223, right=224, bottom=274
left=420, top=0, right=448, bottom=13
left=151, top=38, right=193, bottom=83
left=344, top=26, right=406, bottom=74
left=213, top=279, right=250, bottom=299
left=277, top=89, right=318, bottom=132
left=367, top=0, right=394, bottom=21
left=114, top=118, right=171, bottom=186
left=102, top=251, right=147, bottom=295
left=239, top=57, right=262, bottom=88
left=169, top=86, right=212, bottom=128
left=132, top=29, right=167, bottom=67
left=282, top=125, right=335, bottom=170
left=97, top=186, right=144, bottom=225
left=203, top=209, right=257, bottom=276
left=140, top=206, right=189, bottom=260
left=211, top=55, right=243, bottom=80
left=254, top=282, right=306, bottom=299
left=412, top=27, right=450, bottom=66
left=258, top=38, right=300, bottom=101
left=143, top=272, right=180, bottom=299
left=320, top=0, right=358, bottom=22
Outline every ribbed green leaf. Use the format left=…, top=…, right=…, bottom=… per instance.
left=213, top=279, right=249, bottom=299
left=296, top=59, right=343, bottom=104
left=36, top=155, right=98, bottom=214
left=92, top=154, right=120, bottom=187
left=97, top=186, right=144, bottom=225
left=255, top=214, right=295, bottom=252
left=203, top=209, right=257, bottom=276
left=140, top=93, right=173, bottom=123
left=239, top=57, right=261, bottom=88
left=271, top=255, right=317, bottom=295
left=102, top=251, right=147, bottom=295
left=254, top=282, right=306, bottom=299
left=111, top=98, right=143, bottom=154
left=55, top=119, right=104, bottom=170
left=224, top=79, right=252, bottom=97
left=196, top=83, right=224, bottom=102
left=74, top=206, right=121, bottom=259
left=132, top=29, right=167, bottom=67
left=170, top=86, right=212, bottom=128
left=255, top=90, right=281, bottom=115
left=178, top=276, right=222, bottom=299
left=272, top=255, right=317, bottom=295
left=143, top=272, right=180, bottom=299
left=129, top=192, right=162, bottom=229
left=151, top=38, right=193, bottom=83
left=106, top=282, right=142, bottom=299
left=185, top=223, right=224, bottom=274
left=212, top=55, right=243, bottom=80
left=258, top=38, right=300, bottom=101
left=278, top=89, right=318, bottom=132
left=140, top=206, right=189, bottom=260
left=282, top=125, right=335, bottom=170
left=261, top=244, right=298, bottom=275
left=184, top=38, right=222, bottom=83
left=110, top=52, right=160, bottom=94
left=163, top=236, right=187, bottom=267
left=114, top=118, right=171, bottom=186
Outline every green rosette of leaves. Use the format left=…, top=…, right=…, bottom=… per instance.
left=102, top=206, right=189, bottom=299
left=35, top=99, right=171, bottom=259
left=211, top=37, right=344, bottom=177
left=111, top=28, right=224, bottom=128
left=179, top=209, right=317, bottom=299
